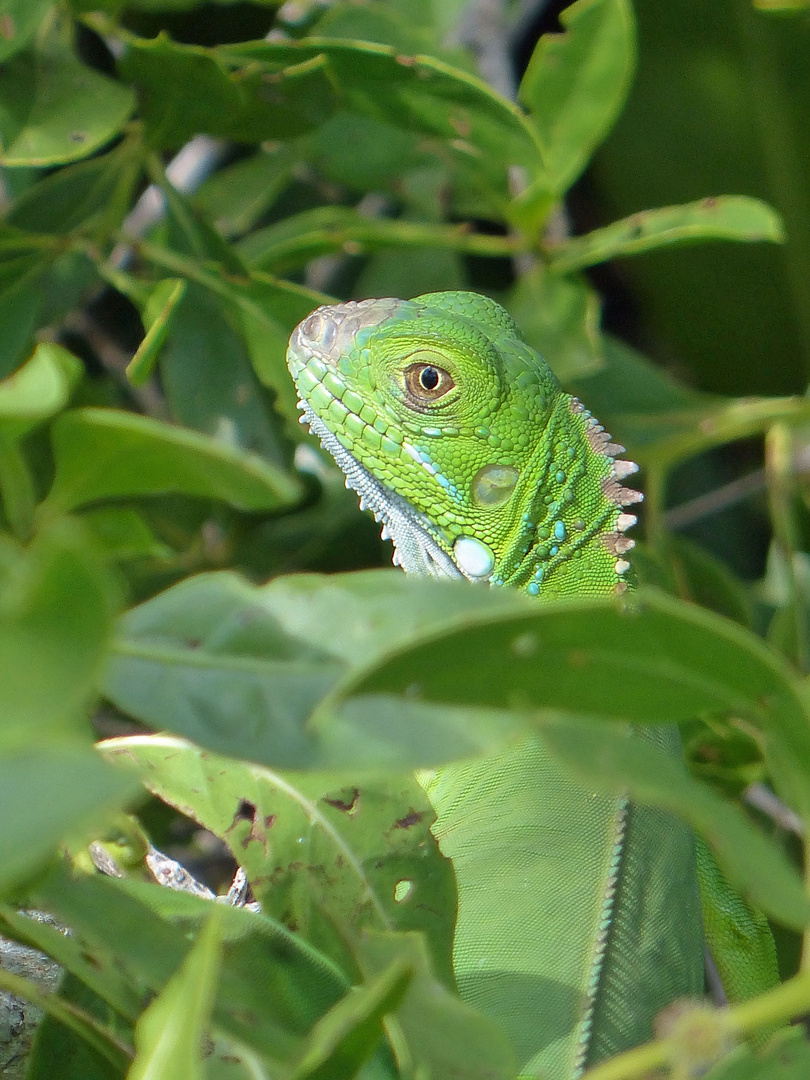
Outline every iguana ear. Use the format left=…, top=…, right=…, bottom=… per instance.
left=412, top=291, right=522, bottom=338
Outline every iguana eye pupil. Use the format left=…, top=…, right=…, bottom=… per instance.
left=404, top=362, right=454, bottom=403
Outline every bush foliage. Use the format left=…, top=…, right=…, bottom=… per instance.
left=2, top=1, right=810, bottom=1078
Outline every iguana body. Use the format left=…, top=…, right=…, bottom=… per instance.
left=286, top=291, right=705, bottom=1076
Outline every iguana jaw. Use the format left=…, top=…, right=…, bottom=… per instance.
left=298, top=400, right=464, bottom=579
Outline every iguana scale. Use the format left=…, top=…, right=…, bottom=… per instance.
left=285, top=291, right=756, bottom=1078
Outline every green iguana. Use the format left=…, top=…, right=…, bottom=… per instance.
left=286, top=290, right=774, bottom=1078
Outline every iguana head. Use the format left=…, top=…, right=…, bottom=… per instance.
left=287, top=290, right=640, bottom=597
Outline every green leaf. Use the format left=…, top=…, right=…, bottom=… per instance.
left=0, top=244, right=48, bottom=379
left=100, top=734, right=457, bottom=985
left=44, top=407, right=303, bottom=513
left=157, top=283, right=288, bottom=467
left=36, top=868, right=349, bottom=1065
left=0, top=745, right=138, bottom=896
left=0, top=46, right=135, bottom=167
left=355, top=932, right=517, bottom=1080
left=546, top=196, right=785, bottom=274
left=119, top=32, right=339, bottom=148
left=7, top=145, right=139, bottom=235
left=288, top=953, right=412, bottom=1080
left=80, top=507, right=171, bottom=562
left=102, top=569, right=523, bottom=769
left=0, top=519, right=115, bottom=740
left=518, top=0, right=636, bottom=194
left=126, top=278, right=187, bottom=387
left=0, top=342, right=81, bottom=441
left=335, top=586, right=800, bottom=728
left=506, top=267, right=604, bottom=381
left=192, top=146, right=293, bottom=237
left=0, top=903, right=142, bottom=1020
left=129, top=910, right=222, bottom=1080
left=538, top=721, right=810, bottom=931
left=220, top=36, right=545, bottom=178
left=0, top=0, right=52, bottom=64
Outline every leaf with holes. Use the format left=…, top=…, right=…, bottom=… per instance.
left=100, top=734, right=458, bottom=985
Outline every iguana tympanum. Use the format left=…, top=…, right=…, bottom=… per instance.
left=285, top=291, right=767, bottom=1078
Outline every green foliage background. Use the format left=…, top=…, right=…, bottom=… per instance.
left=2, top=1, right=810, bottom=1077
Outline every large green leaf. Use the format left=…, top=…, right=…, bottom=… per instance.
left=100, top=734, right=457, bottom=984
left=102, top=569, right=524, bottom=769
left=44, top=408, right=302, bottom=513
left=220, top=36, right=545, bottom=176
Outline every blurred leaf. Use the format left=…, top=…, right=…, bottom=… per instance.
left=507, top=267, right=603, bottom=381
left=102, top=569, right=524, bottom=769
left=657, top=534, right=753, bottom=627
left=44, top=407, right=303, bottom=513
left=332, top=586, right=800, bottom=729
left=518, top=0, right=636, bottom=195
left=192, top=147, right=293, bottom=237
left=539, top=721, right=810, bottom=930
left=0, top=244, right=48, bottom=379
left=127, top=278, right=187, bottom=387
left=129, top=910, right=222, bottom=1080
left=158, top=283, right=288, bottom=466
left=0, top=519, right=115, bottom=740
left=81, top=506, right=171, bottom=561
left=704, top=1028, right=810, bottom=1078
left=7, top=145, right=139, bottom=235
left=355, top=932, right=517, bottom=1080
left=101, top=734, right=457, bottom=985
left=36, top=868, right=349, bottom=1065
left=546, top=196, right=785, bottom=274
left=0, top=45, right=135, bottom=167
left=0, top=0, right=52, bottom=64
left=0, top=904, right=142, bottom=1020
left=287, top=952, right=411, bottom=1080
left=0, top=342, right=80, bottom=440
left=0, top=746, right=138, bottom=895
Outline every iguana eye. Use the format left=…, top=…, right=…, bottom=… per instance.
left=404, top=362, right=455, bottom=403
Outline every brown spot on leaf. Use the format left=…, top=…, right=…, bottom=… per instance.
left=323, top=788, right=360, bottom=814
left=0, top=15, right=14, bottom=39
left=264, top=814, right=276, bottom=828
left=393, top=809, right=424, bottom=830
